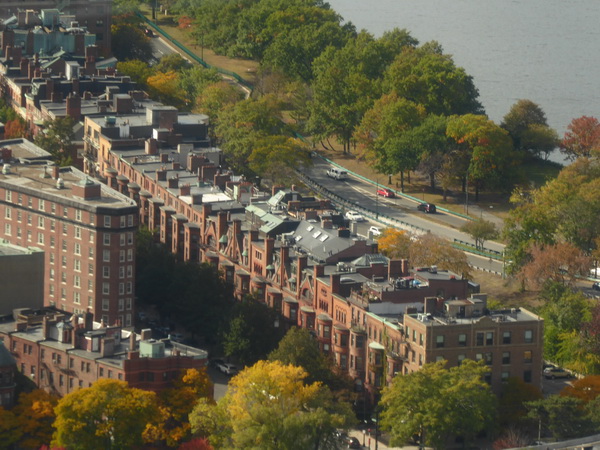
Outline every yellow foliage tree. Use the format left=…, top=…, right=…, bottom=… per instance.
left=12, top=389, right=58, bottom=448
left=0, top=407, right=22, bottom=449
left=52, top=379, right=159, bottom=449
left=377, top=228, right=411, bottom=259
left=147, top=70, right=186, bottom=109
left=190, top=361, right=355, bottom=449
left=145, top=368, right=214, bottom=447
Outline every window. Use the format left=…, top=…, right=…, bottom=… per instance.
left=119, top=250, right=125, bottom=262
left=61, top=272, right=67, bottom=283
left=104, top=216, right=111, bottom=227
left=120, top=216, right=126, bottom=228
left=88, top=280, right=93, bottom=291
left=103, top=250, right=110, bottom=262
left=74, top=275, right=80, bottom=287
left=127, top=249, right=133, bottom=261
left=38, top=217, right=44, bottom=228
left=27, top=214, right=31, bottom=225
left=61, top=256, right=67, bottom=267
left=89, top=248, right=94, bottom=258
left=50, top=236, right=55, bottom=247
left=119, top=283, right=125, bottom=295
left=4, top=207, right=11, bottom=219
left=50, top=219, right=55, bottom=231
left=118, top=298, right=124, bottom=311
left=63, top=207, right=68, bottom=218
left=102, top=299, right=109, bottom=311
left=88, top=263, right=94, bottom=274
left=28, top=197, right=32, bottom=207
left=103, top=234, right=111, bottom=245
left=74, top=243, right=81, bottom=255
left=502, top=352, right=511, bottom=364
left=127, top=265, right=132, bottom=277
left=419, top=333, right=424, bottom=346
left=75, top=210, right=82, bottom=221
left=458, top=334, right=467, bottom=346
left=127, top=214, right=133, bottom=226
left=476, top=332, right=484, bottom=346
left=62, top=240, right=67, bottom=252
left=435, top=335, right=444, bottom=348
left=49, top=269, right=55, bottom=280
left=5, top=190, right=11, bottom=201
left=27, top=230, right=31, bottom=242
left=4, top=223, right=11, bottom=235
left=127, top=232, right=133, bottom=245
left=523, top=370, right=532, bottom=383
left=524, top=330, right=533, bottom=343
left=486, top=332, right=494, bottom=346
left=39, top=199, right=45, bottom=211
left=75, top=226, right=81, bottom=239
left=502, top=331, right=512, bottom=344
left=120, top=234, right=126, bottom=246
left=523, top=351, right=532, bottom=364
left=62, top=223, right=67, bottom=235
left=103, top=266, right=110, bottom=278
left=126, top=298, right=132, bottom=310
left=102, top=283, right=110, bottom=295
left=51, top=203, right=56, bottom=214
left=501, top=371, right=510, bottom=382
left=49, top=253, right=54, bottom=264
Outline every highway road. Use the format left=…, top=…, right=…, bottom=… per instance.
left=303, top=155, right=506, bottom=253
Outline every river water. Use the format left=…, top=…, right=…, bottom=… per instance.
left=327, top=0, right=600, bottom=164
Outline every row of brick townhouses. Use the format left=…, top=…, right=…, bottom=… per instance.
left=0, top=309, right=208, bottom=397
left=0, top=2, right=112, bottom=57
left=0, top=139, right=138, bottom=326
left=82, top=103, right=544, bottom=399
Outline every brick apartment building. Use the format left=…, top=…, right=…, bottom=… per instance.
left=0, top=309, right=207, bottom=397
left=81, top=105, right=545, bottom=398
left=0, top=1, right=112, bottom=57
left=0, top=138, right=138, bottom=326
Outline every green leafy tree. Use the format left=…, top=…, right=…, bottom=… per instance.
left=308, top=32, right=384, bottom=153
left=447, top=114, right=520, bottom=201
left=269, top=327, right=350, bottom=392
left=34, top=116, right=76, bottom=166
left=380, top=360, right=496, bottom=449
left=111, top=20, right=153, bottom=62
left=461, top=218, right=498, bottom=250
left=116, top=59, right=156, bottom=89
left=248, top=135, right=312, bottom=186
left=190, top=361, right=355, bottom=449
left=194, top=81, right=244, bottom=139
left=526, top=396, right=595, bottom=441
left=222, top=295, right=285, bottom=366
left=383, top=44, right=483, bottom=116
left=52, top=379, right=160, bottom=449
left=501, top=99, right=559, bottom=159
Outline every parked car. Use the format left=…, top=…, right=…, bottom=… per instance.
left=210, top=358, right=225, bottom=369
left=543, top=367, right=571, bottom=379
left=344, top=436, right=361, bottom=449
left=376, top=187, right=395, bottom=198
left=217, top=362, right=239, bottom=375
left=345, top=211, right=364, bottom=222
left=593, top=282, right=600, bottom=291
left=417, top=202, right=437, bottom=213
left=368, top=226, right=382, bottom=237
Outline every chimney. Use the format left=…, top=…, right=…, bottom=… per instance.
left=66, top=92, right=81, bottom=121
left=17, top=11, right=26, bottom=27
left=84, top=312, right=93, bottom=331
left=4, top=45, right=11, bottom=61
left=265, top=237, right=274, bottom=265
left=11, top=46, right=21, bottom=67
left=179, top=184, right=191, bottom=196
left=160, top=153, right=169, bottom=163
left=50, top=91, right=61, bottom=103
left=424, top=297, right=438, bottom=315
left=388, top=259, right=405, bottom=279
left=71, top=78, right=80, bottom=95
left=167, top=176, right=179, bottom=189
left=19, top=57, right=28, bottom=76
left=129, top=332, right=136, bottom=350
left=52, top=165, right=60, bottom=180
left=42, top=316, right=50, bottom=339
left=217, top=211, right=228, bottom=241
left=314, top=264, right=325, bottom=277
left=15, top=321, right=27, bottom=331
left=140, top=328, right=152, bottom=341
left=330, top=273, right=341, bottom=294
left=100, top=336, right=115, bottom=357
left=144, top=138, right=158, bottom=155
left=172, top=161, right=180, bottom=170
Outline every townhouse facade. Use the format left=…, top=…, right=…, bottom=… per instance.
left=81, top=103, right=544, bottom=400
left=0, top=309, right=207, bottom=397
left=0, top=138, right=138, bottom=325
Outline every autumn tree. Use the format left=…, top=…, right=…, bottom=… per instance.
left=376, top=228, right=411, bottom=259
left=190, top=361, right=355, bottom=449
left=12, top=389, right=58, bottom=448
left=147, top=71, right=187, bottom=110
left=116, top=59, right=156, bottom=89
left=561, top=375, right=600, bottom=403
left=4, top=119, right=28, bottom=139
left=34, top=116, right=76, bottom=166
left=380, top=360, right=496, bottom=449
left=409, top=233, right=471, bottom=278
left=461, top=218, right=498, bottom=250
left=0, top=407, right=22, bottom=449
left=52, top=379, right=160, bottom=449
left=560, top=115, right=600, bottom=160
left=498, top=377, right=542, bottom=429
left=146, top=368, right=214, bottom=447
left=247, top=135, right=312, bottom=186
left=520, top=242, right=591, bottom=289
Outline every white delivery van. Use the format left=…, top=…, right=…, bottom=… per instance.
left=327, top=167, right=347, bottom=180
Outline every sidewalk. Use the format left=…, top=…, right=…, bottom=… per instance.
left=347, top=429, right=423, bottom=450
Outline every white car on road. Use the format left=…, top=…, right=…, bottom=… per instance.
left=368, top=226, right=382, bottom=237
left=217, top=362, right=239, bottom=375
left=345, top=211, right=364, bottom=222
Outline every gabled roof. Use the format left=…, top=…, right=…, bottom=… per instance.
left=350, top=253, right=388, bottom=267
left=290, top=220, right=355, bottom=263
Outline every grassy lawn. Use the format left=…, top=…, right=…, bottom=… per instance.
left=138, top=6, right=259, bottom=85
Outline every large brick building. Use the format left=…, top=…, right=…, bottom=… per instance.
left=0, top=309, right=207, bottom=397
left=0, top=138, right=138, bottom=325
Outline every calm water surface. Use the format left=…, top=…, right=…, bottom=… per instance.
left=327, top=0, right=600, bottom=162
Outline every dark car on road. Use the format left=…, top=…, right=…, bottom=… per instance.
left=593, top=282, right=600, bottom=291
left=417, top=202, right=437, bottom=213
left=376, top=188, right=395, bottom=198
left=544, top=367, right=571, bottom=379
